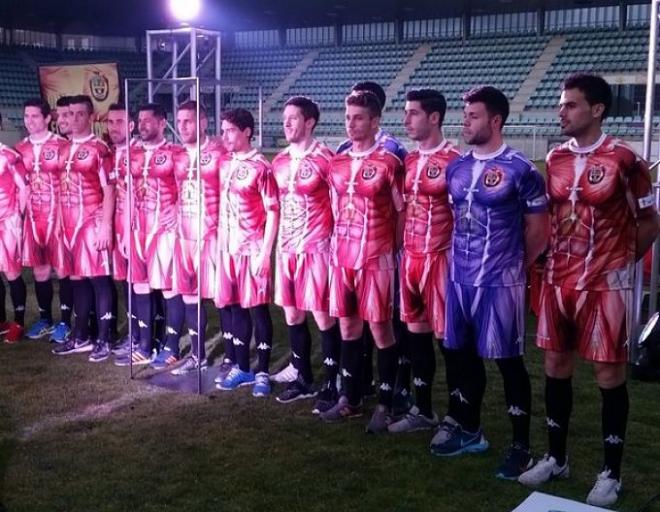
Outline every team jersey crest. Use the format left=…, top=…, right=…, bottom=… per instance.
left=154, top=153, right=167, bottom=165
left=298, top=161, right=313, bottom=180
left=362, top=164, right=377, bottom=180
left=200, top=153, right=212, bottom=165
left=587, top=164, right=605, bottom=184
left=76, top=149, right=90, bottom=160
left=483, top=167, right=503, bottom=187
left=427, top=164, right=441, bottom=179
left=236, top=165, right=250, bottom=180
left=43, top=149, right=56, bottom=160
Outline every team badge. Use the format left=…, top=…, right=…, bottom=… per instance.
left=587, top=164, right=605, bottom=184
left=89, top=72, right=109, bottom=102
left=426, top=165, right=441, bottom=179
left=362, top=165, right=377, bottom=180
left=483, top=167, right=503, bottom=187
left=236, top=165, right=250, bottom=180
left=154, top=154, right=167, bottom=166
left=43, top=148, right=56, bottom=161
left=298, top=162, right=313, bottom=180
left=200, top=153, right=212, bottom=166
left=76, top=149, right=90, bottom=160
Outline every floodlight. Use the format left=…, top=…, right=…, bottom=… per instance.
left=169, top=0, right=201, bottom=22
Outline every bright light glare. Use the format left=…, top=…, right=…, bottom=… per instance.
left=169, top=0, right=201, bottom=22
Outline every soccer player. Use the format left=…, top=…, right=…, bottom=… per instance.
left=271, top=96, right=342, bottom=407
left=50, top=95, right=116, bottom=362
left=335, top=81, right=411, bottom=409
left=518, top=74, right=660, bottom=507
left=215, top=108, right=279, bottom=398
left=388, top=89, right=461, bottom=433
left=430, top=86, right=549, bottom=481
left=54, top=96, right=73, bottom=139
left=15, top=98, right=72, bottom=342
left=105, top=103, right=140, bottom=357
left=320, top=90, right=404, bottom=433
left=151, top=100, right=225, bottom=374
left=0, top=141, right=28, bottom=343
left=114, top=103, right=182, bottom=367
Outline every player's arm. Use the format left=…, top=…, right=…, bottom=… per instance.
left=626, top=154, right=660, bottom=259
left=96, top=146, right=116, bottom=251
left=12, top=156, right=29, bottom=214
left=524, top=212, right=550, bottom=269
left=636, top=213, right=660, bottom=260
left=255, top=165, right=279, bottom=277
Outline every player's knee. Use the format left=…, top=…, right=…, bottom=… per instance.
left=4, top=271, right=22, bottom=281
left=312, top=311, right=334, bottom=331
left=33, top=266, right=52, bottom=282
left=284, top=307, right=305, bottom=326
left=593, top=361, right=626, bottom=388
left=133, top=283, right=150, bottom=294
left=407, top=321, right=431, bottom=334
left=339, top=316, right=363, bottom=341
left=369, top=321, right=395, bottom=349
left=544, top=349, right=575, bottom=378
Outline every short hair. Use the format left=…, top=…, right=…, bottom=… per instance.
left=463, top=86, right=510, bottom=126
left=562, top=72, right=613, bottom=120
left=351, top=81, right=386, bottom=110
left=55, top=96, right=73, bottom=108
left=221, top=108, right=255, bottom=139
left=23, top=98, right=51, bottom=118
left=345, top=90, right=382, bottom=118
left=178, top=100, right=207, bottom=119
left=138, top=102, right=167, bottom=120
left=406, top=89, right=447, bottom=125
left=69, top=94, right=94, bottom=115
left=284, top=96, right=320, bottom=128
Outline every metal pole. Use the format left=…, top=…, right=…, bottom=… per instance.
left=195, top=80, right=203, bottom=395
left=632, top=0, right=659, bottom=363
left=146, top=32, right=154, bottom=102
left=190, top=28, right=198, bottom=100
left=172, top=39, right=178, bottom=126
left=124, top=78, right=134, bottom=379
left=258, top=86, right=263, bottom=148
left=215, top=34, right=222, bottom=135
left=152, top=42, right=191, bottom=97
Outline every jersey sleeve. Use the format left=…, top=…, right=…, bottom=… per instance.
left=518, top=162, right=548, bottom=214
left=624, top=151, right=655, bottom=219
left=388, top=155, right=405, bottom=212
left=98, top=142, right=115, bottom=187
left=9, top=151, right=28, bottom=189
left=259, top=163, right=279, bottom=212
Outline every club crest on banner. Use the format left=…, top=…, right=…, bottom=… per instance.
left=89, top=72, right=110, bottom=102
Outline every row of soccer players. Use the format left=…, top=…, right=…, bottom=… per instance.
left=0, top=72, right=657, bottom=508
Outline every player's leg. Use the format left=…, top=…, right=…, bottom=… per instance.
left=26, top=264, right=54, bottom=339
left=169, top=294, right=208, bottom=375
left=52, top=275, right=93, bottom=354
left=311, top=310, right=341, bottom=414
left=88, top=275, right=115, bottom=362
left=2, top=269, right=26, bottom=343
left=52, top=276, right=73, bottom=342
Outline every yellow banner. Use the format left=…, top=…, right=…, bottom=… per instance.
left=38, top=62, right=120, bottom=123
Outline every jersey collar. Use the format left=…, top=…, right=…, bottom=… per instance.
left=233, top=148, right=258, bottom=161
left=418, top=139, right=447, bottom=156
left=471, top=143, right=507, bottom=161
left=71, top=133, right=95, bottom=144
left=348, top=140, right=379, bottom=159
left=568, top=132, right=607, bottom=154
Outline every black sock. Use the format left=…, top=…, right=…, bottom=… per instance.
left=362, top=325, right=375, bottom=394
left=0, top=278, right=6, bottom=323
left=601, top=383, right=628, bottom=480
left=288, top=320, right=313, bottom=384
left=58, top=277, right=73, bottom=325
left=110, top=281, right=118, bottom=339
left=184, top=302, right=207, bottom=360
left=8, top=277, right=26, bottom=325
left=455, top=350, right=486, bottom=433
left=152, top=290, right=166, bottom=347
left=163, top=295, right=184, bottom=355
left=90, top=276, right=114, bottom=343
left=72, top=279, right=92, bottom=340
left=496, top=356, right=532, bottom=449
left=393, top=313, right=411, bottom=395
left=231, top=305, right=252, bottom=372
left=341, top=338, right=363, bottom=406
left=252, top=304, right=272, bottom=375
left=88, top=279, right=98, bottom=339
left=219, top=306, right=235, bottom=363
left=377, top=343, right=399, bottom=409
left=34, top=280, right=53, bottom=323
left=410, top=331, right=436, bottom=418
left=320, top=323, right=341, bottom=389
left=545, top=376, right=572, bottom=467
left=134, top=292, right=153, bottom=352
left=440, top=343, right=462, bottom=421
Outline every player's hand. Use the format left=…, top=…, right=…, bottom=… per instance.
left=118, top=237, right=128, bottom=258
left=251, top=251, right=271, bottom=277
left=95, top=224, right=112, bottom=251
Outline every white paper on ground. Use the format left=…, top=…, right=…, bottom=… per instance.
left=512, top=492, right=615, bottom=512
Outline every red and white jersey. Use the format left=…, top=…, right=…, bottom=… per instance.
left=218, top=148, right=279, bottom=255
left=403, top=140, right=459, bottom=255
left=330, top=143, right=404, bottom=269
left=15, top=133, right=67, bottom=224
left=59, top=134, right=114, bottom=230
left=129, top=140, right=181, bottom=235
left=272, top=140, right=334, bottom=254
left=545, top=134, right=655, bottom=290
left=174, top=137, right=226, bottom=241
left=0, top=143, right=27, bottom=220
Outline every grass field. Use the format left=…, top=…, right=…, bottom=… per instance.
left=1, top=277, right=660, bottom=512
